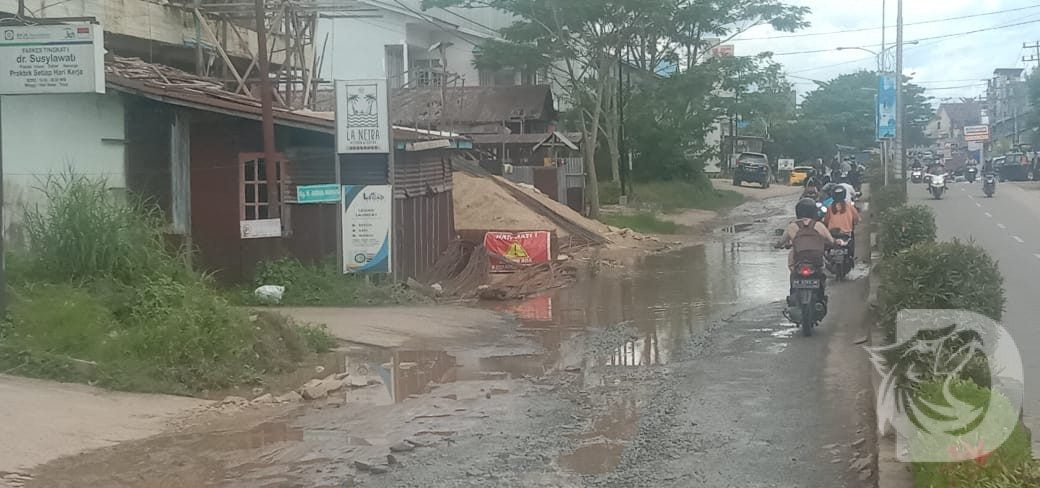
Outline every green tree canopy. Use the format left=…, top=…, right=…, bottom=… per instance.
left=772, top=71, right=933, bottom=162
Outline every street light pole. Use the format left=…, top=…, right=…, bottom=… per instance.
left=894, top=0, right=905, bottom=182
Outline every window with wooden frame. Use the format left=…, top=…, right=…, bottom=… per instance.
left=240, top=153, right=285, bottom=220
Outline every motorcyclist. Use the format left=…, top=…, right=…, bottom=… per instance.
left=776, top=199, right=841, bottom=308
left=927, top=161, right=949, bottom=188
left=823, top=185, right=859, bottom=259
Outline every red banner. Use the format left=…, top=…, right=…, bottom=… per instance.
left=484, top=231, right=552, bottom=272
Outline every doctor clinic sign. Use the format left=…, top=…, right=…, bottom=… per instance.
left=342, top=185, right=392, bottom=274
left=1, top=24, right=105, bottom=95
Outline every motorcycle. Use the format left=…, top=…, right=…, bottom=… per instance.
left=826, top=230, right=853, bottom=280
left=788, top=262, right=827, bottom=337
left=929, top=174, right=947, bottom=200
left=983, top=173, right=997, bottom=197
left=911, top=169, right=923, bottom=184
left=966, top=166, right=978, bottom=183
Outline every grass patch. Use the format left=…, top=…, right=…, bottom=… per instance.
left=601, top=212, right=680, bottom=234
left=240, top=257, right=425, bottom=307
left=1, top=172, right=333, bottom=394
left=630, top=180, right=744, bottom=212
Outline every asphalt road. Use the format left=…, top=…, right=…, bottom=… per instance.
left=361, top=195, right=879, bottom=487
left=916, top=180, right=1040, bottom=453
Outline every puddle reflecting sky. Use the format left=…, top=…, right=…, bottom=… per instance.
left=495, top=230, right=791, bottom=369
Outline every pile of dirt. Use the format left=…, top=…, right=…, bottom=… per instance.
left=453, top=172, right=559, bottom=234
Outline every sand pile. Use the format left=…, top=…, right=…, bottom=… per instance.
left=453, top=172, right=560, bottom=234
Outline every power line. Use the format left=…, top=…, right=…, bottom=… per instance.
left=735, top=3, right=1040, bottom=41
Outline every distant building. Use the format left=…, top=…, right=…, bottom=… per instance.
left=985, top=68, right=1030, bottom=151
left=926, top=101, right=982, bottom=149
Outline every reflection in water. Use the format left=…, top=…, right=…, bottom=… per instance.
left=500, top=238, right=789, bottom=370
left=559, top=397, right=640, bottom=474
left=388, top=350, right=458, bottom=403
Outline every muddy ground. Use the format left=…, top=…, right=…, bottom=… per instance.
left=18, top=192, right=877, bottom=488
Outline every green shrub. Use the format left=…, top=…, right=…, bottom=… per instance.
left=911, top=380, right=1034, bottom=487
left=878, top=241, right=1004, bottom=341
left=249, top=258, right=422, bottom=306
left=878, top=205, right=937, bottom=257
left=3, top=174, right=329, bottom=393
left=298, top=323, right=338, bottom=353
left=630, top=180, right=744, bottom=212
left=21, top=172, right=186, bottom=283
left=872, top=182, right=908, bottom=218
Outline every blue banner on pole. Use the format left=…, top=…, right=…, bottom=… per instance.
left=877, top=74, right=896, bottom=140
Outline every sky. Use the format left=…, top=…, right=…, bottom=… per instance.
left=730, top=0, right=1040, bottom=104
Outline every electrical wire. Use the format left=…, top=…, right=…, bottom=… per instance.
left=735, top=3, right=1040, bottom=41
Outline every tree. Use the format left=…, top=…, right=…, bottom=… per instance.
left=424, top=0, right=808, bottom=207
left=772, top=71, right=932, bottom=162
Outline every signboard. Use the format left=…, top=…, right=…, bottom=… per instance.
left=335, top=79, right=390, bottom=154
left=240, top=218, right=281, bottom=239
left=0, top=24, right=105, bottom=95
left=710, top=44, right=735, bottom=58
left=964, top=125, right=990, bottom=142
left=484, top=231, right=552, bottom=272
left=778, top=158, right=795, bottom=171
left=296, top=184, right=340, bottom=203
left=876, top=74, right=896, bottom=139
left=342, top=185, right=392, bottom=274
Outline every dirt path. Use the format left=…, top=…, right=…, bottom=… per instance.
left=0, top=374, right=209, bottom=485
left=712, top=177, right=805, bottom=200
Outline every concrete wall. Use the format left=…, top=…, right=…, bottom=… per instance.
left=0, top=0, right=287, bottom=62
left=1, top=92, right=126, bottom=244
left=316, top=5, right=483, bottom=84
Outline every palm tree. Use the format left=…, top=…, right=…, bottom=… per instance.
left=347, top=94, right=361, bottom=115
left=363, top=93, right=377, bottom=115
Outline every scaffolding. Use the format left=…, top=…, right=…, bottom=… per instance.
left=184, top=0, right=373, bottom=110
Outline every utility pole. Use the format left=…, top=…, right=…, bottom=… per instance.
left=1024, top=41, right=1040, bottom=67
left=881, top=0, right=888, bottom=185
left=894, top=0, right=905, bottom=182
left=617, top=52, right=628, bottom=197
left=255, top=0, right=279, bottom=217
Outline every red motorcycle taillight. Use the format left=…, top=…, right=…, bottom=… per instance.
left=798, top=265, right=813, bottom=277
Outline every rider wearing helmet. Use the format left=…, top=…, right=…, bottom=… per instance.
left=824, top=185, right=860, bottom=259
left=777, top=198, right=838, bottom=307
left=776, top=198, right=836, bottom=271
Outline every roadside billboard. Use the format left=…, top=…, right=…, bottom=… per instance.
left=335, top=79, right=390, bottom=154
left=0, top=23, right=105, bottom=95
left=876, top=74, right=896, bottom=140
left=342, top=185, right=393, bottom=274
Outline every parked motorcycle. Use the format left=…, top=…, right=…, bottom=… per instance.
left=826, top=230, right=853, bottom=280
left=983, top=173, right=997, bottom=197
left=788, top=262, right=827, bottom=337
left=911, top=168, right=923, bottom=184
left=966, top=166, right=978, bottom=183
left=929, top=174, right=947, bottom=200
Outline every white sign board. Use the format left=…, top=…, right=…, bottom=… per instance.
left=240, top=218, right=282, bottom=239
left=335, top=79, right=390, bottom=154
left=964, top=125, right=990, bottom=143
left=778, top=158, right=795, bottom=171
left=0, top=24, right=104, bottom=95
left=342, top=185, right=392, bottom=274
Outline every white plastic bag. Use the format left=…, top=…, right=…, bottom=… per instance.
left=254, top=285, right=286, bottom=304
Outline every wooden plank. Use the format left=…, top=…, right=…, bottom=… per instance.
left=194, top=8, right=252, bottom=97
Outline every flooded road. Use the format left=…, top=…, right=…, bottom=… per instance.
left=21, top=194, right=877, bottom=488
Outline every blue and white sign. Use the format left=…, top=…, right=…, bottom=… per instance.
left=297, top=184, right=340, bottom=203
left=342, top=185, right=392, bottom=274
left=877, top=74, right=897, bottom=140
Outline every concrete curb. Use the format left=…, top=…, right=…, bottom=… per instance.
left=867, top=235, right=914, bottom=488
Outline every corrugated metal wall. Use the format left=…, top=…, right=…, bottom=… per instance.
left=393, top=148, right=455, bottom=280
